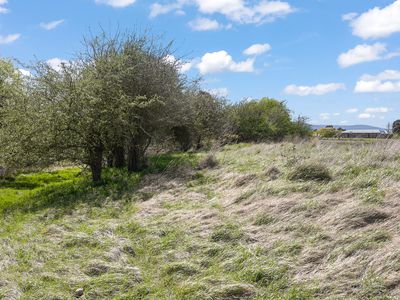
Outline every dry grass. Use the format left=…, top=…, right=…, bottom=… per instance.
left=1, top=140, right=400, bottom=299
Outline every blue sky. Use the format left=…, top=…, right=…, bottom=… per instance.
left=1, top=0, right=400, bottom=127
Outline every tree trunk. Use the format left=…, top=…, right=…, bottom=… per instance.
left=113, top=146, right=125, bottom=168
left=127, top=144, right=143, bottom=173
left=89, top=146, right=104, bottom=182
left=106, top=153, right=114, bottom=168
left=196, top=135, right=202, bottom=150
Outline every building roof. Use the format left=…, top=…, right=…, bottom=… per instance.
left=341, top=129, right=384, bottom=134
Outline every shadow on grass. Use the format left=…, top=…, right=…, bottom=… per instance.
left=2, top=169, right=142, bottom=216
left=0, top=152, right=200, bottom=217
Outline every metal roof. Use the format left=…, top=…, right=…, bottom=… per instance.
left=341, top=130, right=384, bottom=134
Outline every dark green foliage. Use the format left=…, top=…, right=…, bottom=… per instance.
left=232, top=98, right=309, bottom=142
left=172, top=126, right=192, bottom=151
left=288, top=163, right=332, bottom=182
left=393, top=120, right=400, bottom=134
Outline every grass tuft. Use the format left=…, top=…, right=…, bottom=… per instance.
left=287, top=163, right=332, bottom=182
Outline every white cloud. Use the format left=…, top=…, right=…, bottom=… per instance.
left=355, top=70, right=400, bottom=93
left=358, top=113, right=373, bottom=119
left=40, top=20, right=65, bottom=30
left=365, top=107, right=390, bottom=113
left=346, top=0, right=400, bottom=39
left=319, top=113, right=330, bottom=120
left=150, top=0, right=186, bottom=18
left=0, top=0, right=8, bottom=13
left=18, top=69, right=31, bottom=77
left=95, top=0, right=136, bottom=8
left=284, top=83, right=345, bottom=96
left=180, top=61, right=193, bottom=73
left=243, top=43, right=271, bottom=56
left=360, top=70, right=400, bottom=81
left=47, top=58, right=69, bottom=72
left=163, top=54, right=194, bottom=73
left=346, top=108, right=358, bottom=113
left=0, top=34, right=20, bottom=44
left=342, top=12, right=357, bottom=21
left=197, top=50, right=255, bottom=74
left=188, top=18, right=221, bottom=31
left=337, top=43, right=397, bottom=68
left=150, top=0, right=294, bottom=24
left=209, top=87, right=229, bottom=97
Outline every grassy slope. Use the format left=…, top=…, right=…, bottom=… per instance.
left=1, top=141, right=400, bottom=299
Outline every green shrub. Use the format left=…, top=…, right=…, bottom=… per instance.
left=288, top=163, right=332, bottom=182
left=314, top=127, right=341, bottom=138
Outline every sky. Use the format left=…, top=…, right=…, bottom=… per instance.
left=0, top=0, right=400, bottom=127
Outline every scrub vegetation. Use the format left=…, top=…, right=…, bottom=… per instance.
left=1, top=140, right=400, bottom=299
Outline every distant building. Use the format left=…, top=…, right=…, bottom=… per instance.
left=338, top=129, right=392, bottom=139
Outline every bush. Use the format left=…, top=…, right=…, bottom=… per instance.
left=287, top=163, right=332, bottom=182
left=314, top=127, right=341, bottom=138
left=232, top=98, right=293, bottom=142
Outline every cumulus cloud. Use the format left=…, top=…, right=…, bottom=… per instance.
left=342, top=12, right=357, bottom=21
left=346, top=108, right=358, bottom=113
left=358, top=113, right=373, bottom=119
left=0, top=0, right=9, bottom=13
left=197, top=50, right=255, bottom=74
left=163, top=54, right=194, bottom=73
left=208, top=87, right=229, bottom=97
left=345, top=0, right=400, bottom=39
left=337, top=43, right=398, bottom=68
left=40, top=20, right=65, bottom=30
left=356, top=107, right=390, bottom=119
left=150, top=0, right=186, bottom=18
left=243, top=43, right=271, bottom=56
left=95, top=0, right=136, bottom=8
left=0, top=34, right=21, bottom=45
left=355, top=70, right=400, bottom=93
left=365, top=107, right=390, bottom=113
left=284, top=83, right=345, bottom=96
left=188, top=18, right=221, bottom=31
left=47, top=58, right=69, bottom=72
left=18, top=69, right=32, bottom=77
left=150, top=0, right=294, bottom=24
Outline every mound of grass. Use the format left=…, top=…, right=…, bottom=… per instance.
left=211, top=224, right=244, bottom=243
left=287, top=163, right=332, bottom=182
left=253, top=212, right=276, bottom=226
left=198, top=154, right=218, bottom=169
left=163, top=262, right=199, bottom=276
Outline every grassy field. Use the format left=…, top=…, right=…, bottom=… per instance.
left=1, top=141, right=400, bottom=299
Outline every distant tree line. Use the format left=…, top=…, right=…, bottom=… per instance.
left=0, top=30, right=310, bottom=182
